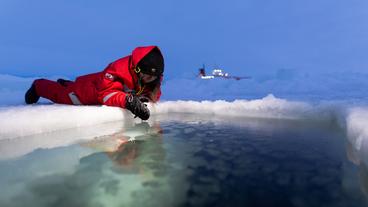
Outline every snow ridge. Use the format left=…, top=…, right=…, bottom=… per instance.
left=0, top=94, right=341, bottom=140
left=0, top=105, right=125, bottom=140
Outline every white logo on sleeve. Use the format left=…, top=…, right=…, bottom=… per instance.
left=105, top=73, right=115, bottom=81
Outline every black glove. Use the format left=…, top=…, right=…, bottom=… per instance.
left=125, top=94, right=150, bottom=120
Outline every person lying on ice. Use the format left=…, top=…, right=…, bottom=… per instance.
left=25, top=45, right=164, bottom=121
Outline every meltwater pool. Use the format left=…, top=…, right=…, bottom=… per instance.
left=0, top=114, right=367, bottom=207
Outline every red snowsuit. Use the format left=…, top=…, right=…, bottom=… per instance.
left=34, top=46, right=162, bottom=108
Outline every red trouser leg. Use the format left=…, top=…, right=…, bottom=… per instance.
left=34, top=79, right=74, bottom=105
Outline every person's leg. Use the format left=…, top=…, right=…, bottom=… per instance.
left=31, top=79, right=74, bottom=104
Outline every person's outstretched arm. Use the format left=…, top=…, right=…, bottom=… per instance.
left=97, top=74, right=150, bottom=120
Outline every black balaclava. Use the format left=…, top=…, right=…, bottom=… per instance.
left=137, top=48, right=164, bottom=76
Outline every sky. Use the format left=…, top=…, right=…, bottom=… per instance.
left=0, top=0, right=368, bottom=79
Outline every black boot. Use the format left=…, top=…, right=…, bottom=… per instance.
left=25, top=82, right=40, bottom=104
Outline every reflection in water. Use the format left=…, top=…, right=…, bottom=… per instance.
left=0, top=115, right=367, bottom=207
left=0, top=122, right=179, bottom=207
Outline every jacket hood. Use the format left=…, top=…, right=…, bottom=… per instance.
left=131, top=46, right=162, bottom=68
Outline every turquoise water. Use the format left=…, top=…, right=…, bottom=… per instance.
left=0, top=114, right=367, bottom=207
